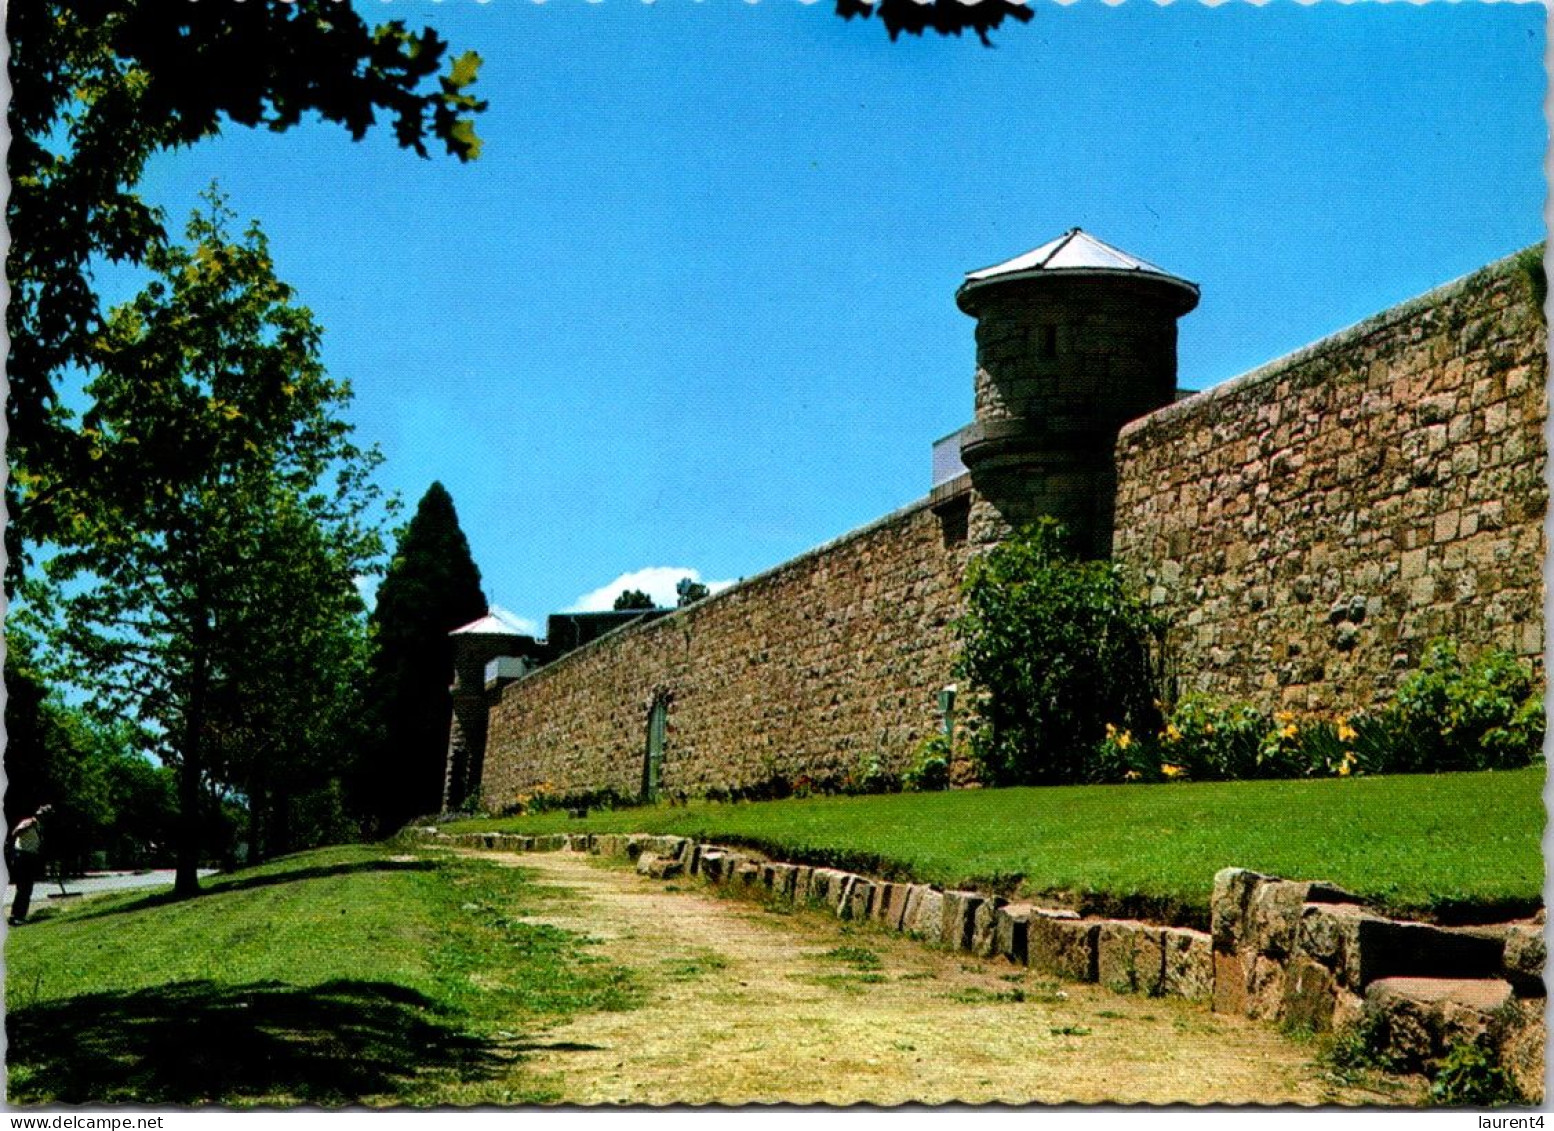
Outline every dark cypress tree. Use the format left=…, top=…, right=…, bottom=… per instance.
left=362, top=482, right=487, bottom=832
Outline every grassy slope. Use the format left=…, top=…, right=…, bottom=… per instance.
left=5, top=845, right=638, bottom=1106
left=449, top=767, right=1546, bottom=919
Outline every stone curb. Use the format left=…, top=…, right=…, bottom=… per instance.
left=415, top=826, right=1208, bottom=1001
left=414, top=826, right=1544, bottom=1099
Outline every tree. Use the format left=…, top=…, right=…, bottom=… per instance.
left=613, top=589, right=657, bottom=612
left=7, top=0, right=1026, bottom=566
left=954, top=520, right=1165, bottom=786
left=7, top=1, right=486, bottom=587
left=675, top=578, right=711, bottom=608
left=837, top=0, right=1032, bottom=45
left=362, top=483, right=488, bottom=833
left=19, top=195, right=388, bottom=897
left=208, top=487, right=378, bottom=863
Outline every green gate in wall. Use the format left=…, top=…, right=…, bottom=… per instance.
left=641, top=699, right=667, bottom=802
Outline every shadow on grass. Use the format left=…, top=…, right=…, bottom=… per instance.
left=7, top=978, right=526, bottom=1106
left=66, top=859, right=439, bottom=923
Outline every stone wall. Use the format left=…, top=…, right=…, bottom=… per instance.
left=1113, top=250, right=1547, bottom=710
left=480, top=247, right=1546, bottom=800
left=481, top=493, right=992, bottom=807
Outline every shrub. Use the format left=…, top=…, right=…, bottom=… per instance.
left=1429, top=1038, right=1523, bottom=1106
left=1323, top=1011, right=1402, bottom=1077
left=1383, top=641, right=1544, bottom=773
left=1091, top=723, right=1160, bottom=783
left=847, top=754, right=901, bottom=796
left=955, top=519, right=1164, bottom=786
left=903, top=735, right=953, bottom=792
left=1105, top=643, right=1544, bottom=788
left=1163, top=697, right=1270, bottom=781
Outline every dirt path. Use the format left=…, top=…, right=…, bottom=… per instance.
left=467, top=850, right=1416, bottom=1106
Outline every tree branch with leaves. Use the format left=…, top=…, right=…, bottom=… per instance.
left=20, top=193, right=390, bottom=897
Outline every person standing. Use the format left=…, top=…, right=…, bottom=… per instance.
left=8, top=805, right=52, bottom=925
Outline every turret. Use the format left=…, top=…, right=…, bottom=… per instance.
left=955, top=229, right=1199, bottom=557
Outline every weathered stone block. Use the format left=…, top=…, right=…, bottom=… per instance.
left=1280, top=957, right=1338, bottom=1032
left=1364, top=977, right=1515, bottom=1071
left=1247, top=954, right=1287, bottom=1020
left=1212, top=948, right=1254, bottom=1015
left=846, top=880, right=875, bottom=922
left=1332, top=987, right=1366, bottom=1033
left=767, top=863, right=798, bottom=902
left=733, top=861, right=762, bottom=888
left=596, top=834, right=630, bottom=859
left=972, top=896, right=1008, bottom=958
left=1161, top=927, right=1213, bottom=1002
left=792, top=866, right=814, bottom=904
left=1211, top=867, right=1270, bottom=953
left=637, top=852, right=685, bottom=880
left=833, top=874, right=859, bottom=916
left=697, top=849, right=727, bottom=880
left=1299, top=903, right=1507, bottom=991
left=1246, top=880, right=1314, bottom=958
left=941, top=891, right=985, bottom=952
left=905, top=888, right=946, bottom=942
left=1097, top=921, right=1166, bottom=996
left=870, top=883, right=898, bottom=925
left=1499, top=923, right=1546, bottom=996
left=1029, top=917, right=1099, bottom=983
left=1500, top=1002, right=1547, bottom=1104
left=994, top=904, right=1038, bottom=965
left=650, top=835, right=688, bottom=859
left=808, top=869, right=843, bottom=908
left=882, top=884, right=914, bottom=932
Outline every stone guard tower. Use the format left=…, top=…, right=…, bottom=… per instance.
left=955, top=229, right=1199, bottom=557
left=444, top=611, right=537, bottom=812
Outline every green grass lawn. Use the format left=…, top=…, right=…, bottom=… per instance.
left=5, top=845, right=639, bottom=1106
left=449, top=767, right=1545, bottom=922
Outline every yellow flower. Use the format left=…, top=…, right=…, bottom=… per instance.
left=1337, top=760, right=1352, bottom=777
left=1105, top=723, right=1118, bottom=739
left=1336, top=720, right=1358, bottom=743
left=1117, top=730, right=1133, bottom=750
left=1280, top=723, right=1298, bottom=740
left=1163, top=723, right=1183, bottom=744
left=1161, top=763, right=1185, bottom=779
left=1124, top=770, right=1141, bottom=782
left=1275, top=710, right=1295, bottom=725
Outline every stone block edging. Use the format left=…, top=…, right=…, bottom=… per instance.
left=414, top=828, right=1544, bottom=1099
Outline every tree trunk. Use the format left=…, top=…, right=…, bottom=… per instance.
left=174, top=751, right=202, bottom=898
left=248, top=780, right=266, bottom=867
left=174, top=638, right=211, bottom=899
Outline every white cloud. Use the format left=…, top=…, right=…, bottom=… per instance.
left=565, top=567, right=736, bottom=613
left=488, top=606, right=542, bottom=637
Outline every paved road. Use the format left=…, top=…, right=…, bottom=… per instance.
left=7, top=868, right=218, bottom=910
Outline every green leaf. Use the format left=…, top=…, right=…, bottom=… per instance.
left=448, top=50, right=483, bottom=90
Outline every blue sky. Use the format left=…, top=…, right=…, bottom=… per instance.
left=127, top=0, right=1546, bottom=632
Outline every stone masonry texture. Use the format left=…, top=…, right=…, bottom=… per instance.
left=481, top=249, right=1545, bottom=801
left=1113, top=251, right=1546, bottom=710
left=481, top=495, right=991, bottom=805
